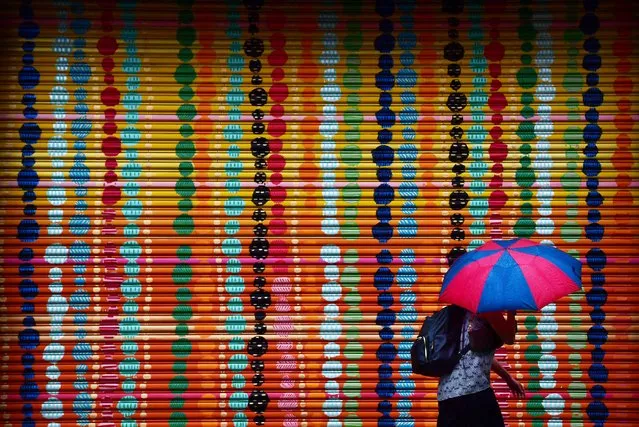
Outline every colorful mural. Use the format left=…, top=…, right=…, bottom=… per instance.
left=0, top=0, right=638, bottom=425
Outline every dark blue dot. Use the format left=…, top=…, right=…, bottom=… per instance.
left=378, top=400, right=392, bottom=415
left=21, top=353, right=34, bottom=367
left=378, top=292, right=394, bottom=308
left=583, top=0, right=599, bottom=11
left=376, top=343, right=397, bottom=363
left=22, top=157, right=35, bottom=168
left=583, top=142, right=598, bottom=158
left=590, top=384, right=606, bottom=400
left=374, top=267, right=394, bottom=291
left=591, top=272, right=605, bottom=286
left=19, top=122, right=41, bottom=144
left=376, top=71, right=395, bottom=92
left=585, top=108, right=599, bottom=123
left=376, top=0, right=395, bottom=17
left=378, top=415, right=395, bottom=427
left=582, top=159, right=601, bottom=177
left=579, top=14, right=599, bottom=35
left=22, top=418, right=37, bottom=427
left=379, top=325, right=394, bottom=340
left=22, top=191, right=36, bottom=203
left=73, top=38, right=86, bottom=49
left=377, top=250, right=393, bottom=264
left=18, top=248, right=34, bottom=261
left=586, top=177, right=599, bottom=190
left=582, top=54, right=601, bottom=72
left=378, top=364, right=393, bottom=379
left=583, top=87, right=603, bottom=107
left=19, top=280, right=38, bottom=300
left=22, top=53, right=34, bottom=65
left=18, top=66, right=40, bottom=90
left=71, top=18, right=91, bottom=35
left=373, top=222, right=393, bottom=243
left=18, top=328, right=39, bottom=350
left=375, top=379, right=396, bottom=399
left=374, top=183, right=395, bottom=204
left=584, top=37, right=601, bottom=53
left=588, top=363, right=608, bottom=383
left=590, top=308, right=606, bottom=324
left=376, top=106, right=396, bottom=127
left=18, top=263, right=34, bottom=277
left=22, top=145, right=35, bottom=157
left=17, top=219, right=39, bottom=242
left=22, top=403, right=33, bottom=416
left=18, top=168, right=39, bottom=190
left=21, top=93, right=36, bottom=106
left=23, top=107, right=37, bottom=119
left=377, top=168, right=392, bottom=182
left=18, top=21, right=40, bottom=39
left=19, top=381, right=39, bottom=401
left=375, top=33, right=395, bottom=53
left=587, top=209, right=601, bottom=222
left=379, top=92, right=392, bottom=107
left=21, top=302, right=34, bottom=313
left=586, top=190, right=603, bottom=207
left=585, top=223, right=604, bottom=242
left=22, top=41, right=35, bottom=52
left=376, top=310, right=395, bottom=327
left=378, top=54, right=394, bottom=70
left=378, top=129, right=392, bottom=143
left=376, top=206, right=392, bottom=222
left=586, top=287, right=607, bottom=307
left=586, top=248, right=607, bottom=271
left=379, top=18, right=393, bottom=33
left=592, top=348, right=605, bottom=363
left=586, top=72, right=599, bottom=87
left=23, top=316, right=35, bottom=327
left=23, top=204, right=36, bottom=216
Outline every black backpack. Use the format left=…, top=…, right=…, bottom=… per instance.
left=411, top=305, right=470, bottom=377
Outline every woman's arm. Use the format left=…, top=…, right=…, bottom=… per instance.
left=491, top=357, right=525, bottom=398
left=481, top=310, right=517, bottom=344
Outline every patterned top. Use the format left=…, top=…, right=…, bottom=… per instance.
left=437, top=311, right=495, bottom=401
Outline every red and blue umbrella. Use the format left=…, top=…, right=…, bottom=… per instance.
left=439, top=238, right=582, bottom=313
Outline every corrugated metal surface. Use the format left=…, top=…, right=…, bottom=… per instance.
left=0, top=0, right=638, bottom=425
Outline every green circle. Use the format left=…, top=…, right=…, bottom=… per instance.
left=172, top=338, right=192, bottom=359
left=176, top=245, right=191, bottom=260
left=176, top=140, right=195, bottom=159
left=176, top=27, right=196, bottom=47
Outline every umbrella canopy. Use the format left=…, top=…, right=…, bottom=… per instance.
left=439, top=238, right=582, bottom=313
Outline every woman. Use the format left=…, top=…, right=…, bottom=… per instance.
left=437, top=310, right=525, bottom=427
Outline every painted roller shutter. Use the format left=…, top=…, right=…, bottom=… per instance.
left=0, top=0, right=637, bottom=426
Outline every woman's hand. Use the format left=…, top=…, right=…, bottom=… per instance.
left=506, top=377, right=525, bottom=399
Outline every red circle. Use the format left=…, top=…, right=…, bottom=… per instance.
left=104, top=74, right=114, bottom=85
left=489, top=141, right=508, bottom=162
left=490, top=79, right=502, bottom=92
left=271, top=33, right=286, bottom=50
left=272, top=203, right=285, bottom=216
left=97, top=36, right=118, bottom=55
left=484, top=41, right=505, bottom=62
left=102, top=136, right=121, bottom=157
left=270, top=83, right=289, bottom=103
left=488, top=93, right=507, bottom=112
left=492, top=113, right=503, bottom=125
left=488, top=63, right=502, bottom=78
left=269, top=50, right=288, bottom=67
left=271, top=67, right=284, bottom=82
left=105, top=108, right=117, bottom=120
left=270, top=240, right=289, bottom=257
left=268, top=119, right=286, bottom=137
left=105, top=158, right=118, bottom=170
left=270, top=172, right=283, bottom=185
left=104, top=170, right=118, bottom=183
left=270, top=139, right=283, bottom=153
left=268, top=154, right=286, bottom=172
left=102, top=185, right=121, bottom=206
left=103, top=122, right=117, bottom=135
left=102, top=57, right=114, bottom=72
left=492, top=163, right=504, bottom=174
left=488, top=190, right=508, bottom=210
left=269, top=219, right=288, bottom=235
left=101, top=86, right=121, bottom=106
left=270, top=186, right=287, bottom=203
left=270, top=104, right=284, bottom=118
left=489, top=126, right=503, bottom=140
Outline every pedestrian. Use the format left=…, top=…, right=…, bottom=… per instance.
left=436, top=310, right=526, bottom=427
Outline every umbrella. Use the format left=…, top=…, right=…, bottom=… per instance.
left=439, top=238, right=582, bottom=313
